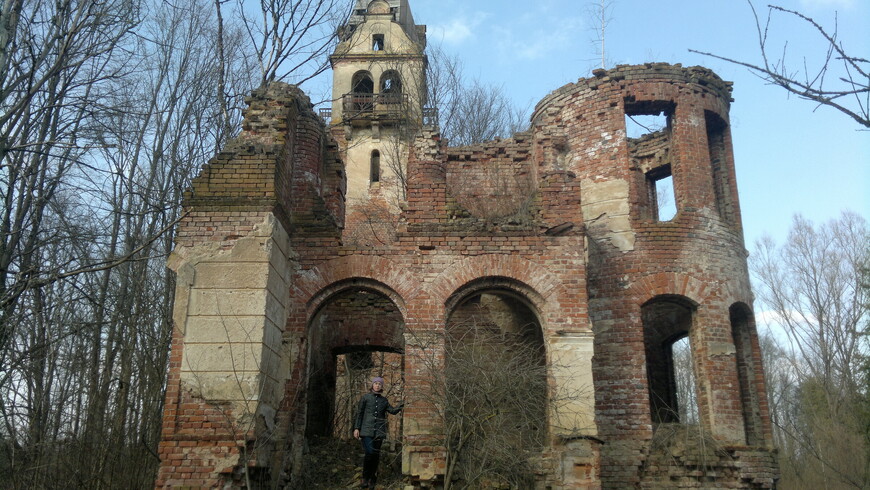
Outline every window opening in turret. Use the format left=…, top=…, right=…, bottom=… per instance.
left=625, top=100, right=671, bottom=139
left=672, top=336, right=699, bottom=424
left=647, top=165, right=676, bottom=222
left=625, top=113, right=667, bottom=138
left=706, top=111, right=735, bottom=225
left=370, top=150, right=381, bottom=183
left=626, top=100, right=676, bottom=221
left=373, top=34, right=384, bottom=51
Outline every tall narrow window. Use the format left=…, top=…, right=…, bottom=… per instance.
left=370, top=150, right=380, bottom=183
left=646, top=165, right=676, bottom=221
left=643, top=296, right=698, bottom=426
left=706, top=110, right=734, bottom=224
left=672, top=336, right=698, bottom=424
left=372, top=34, right=384, bottom=51
left=625, top=100, right=677, bottom=221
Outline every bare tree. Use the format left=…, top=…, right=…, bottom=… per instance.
left=447, top=80, right=529, bottom=147
left=691, top=2, right=869, bottom=128
left=424, top=43, right=464, bottom=142
left=231, top=0, right=352, bottom=87
left=0, top=0, right=315, bottom=486
left=751, top=211, right=869, bottom=488
left=0, top=0, right=137, bottom=338
left=585, top=0, right=616, bottom=69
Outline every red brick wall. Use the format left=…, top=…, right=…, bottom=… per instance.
left=158, top=64, right=777, bottom=488
left=528, top=63, right=774, bottom=487
left=156, top=83, right=342, bottom=489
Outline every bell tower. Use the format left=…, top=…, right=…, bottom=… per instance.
left=329, top=0, right=428, bottom=243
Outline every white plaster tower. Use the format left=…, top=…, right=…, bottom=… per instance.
left=328, top=0, right=428, bottom=243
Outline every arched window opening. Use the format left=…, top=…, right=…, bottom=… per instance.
left=350, top=71, right=374, bottom=112
left=372, top=34, right=384, bottom=51
left=380, top=71, right=402, bottom=105
left=352, top=71, right=374, bottom=93
left=445, top=288, right=545, bottom=487
left=370, top=150, right=380, bottom=183
left=642, top=296, right=699, bottom=425
left=731, top=303, right=764, bottom=445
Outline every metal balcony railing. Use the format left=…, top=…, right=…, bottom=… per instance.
left=422, top=107, right=438, bottom=128
left=328, top=95, right=439, bottom=129
left=318, top=107, right=332, bottom=123
left=342, top=92, right=408, bottom=118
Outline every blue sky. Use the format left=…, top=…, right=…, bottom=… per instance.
left=403, top=0, right=869, bottom=249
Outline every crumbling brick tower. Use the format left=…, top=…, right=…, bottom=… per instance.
left=529, top=64, right=779, bottom=487
left=155, top=2, right=778, bottom=488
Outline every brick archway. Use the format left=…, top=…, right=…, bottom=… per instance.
left=444, top=276, right=547, bottom=316
left=428, top=255, right=561, bottom=309
left=627, top=271, right=715, bottom=306
left=304, top=282, right=406, bottom=438
left=294, top=255, right=421, bottom=319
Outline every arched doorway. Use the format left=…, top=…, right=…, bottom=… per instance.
left=642, top=295, right=700, bottom=426
left=442, top=282, right=547, bottom=488
left=306, top=286, right=405, bottom=440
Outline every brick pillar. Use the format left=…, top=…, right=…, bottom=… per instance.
left=693, top=305, right=748, bottom=443
left=671, top=105, right=717, bottom=215
left=156, top=81, right=339, bottom=488
left=401, top=312, right=448, bottom=486
left=156, top=213, right=292, bottom=488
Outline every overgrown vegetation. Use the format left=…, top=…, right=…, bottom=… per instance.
left=402, top=293, right=560, bottom=490
left=441, top=320, right=547, bottom=489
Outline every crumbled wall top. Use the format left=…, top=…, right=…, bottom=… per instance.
left=531, top=63, right=734, bottom=124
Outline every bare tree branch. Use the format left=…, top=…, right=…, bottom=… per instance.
left=690, top=2, right=869, bottom=128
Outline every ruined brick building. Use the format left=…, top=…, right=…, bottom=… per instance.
left=156, top=0, right=779, bottom=487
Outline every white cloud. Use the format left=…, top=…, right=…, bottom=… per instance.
left=429, top=12, right=489, bottom=45
left=493, top=15, right=585, bottom=61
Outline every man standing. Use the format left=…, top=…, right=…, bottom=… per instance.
left=353, top=377, right=403, bottom=489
